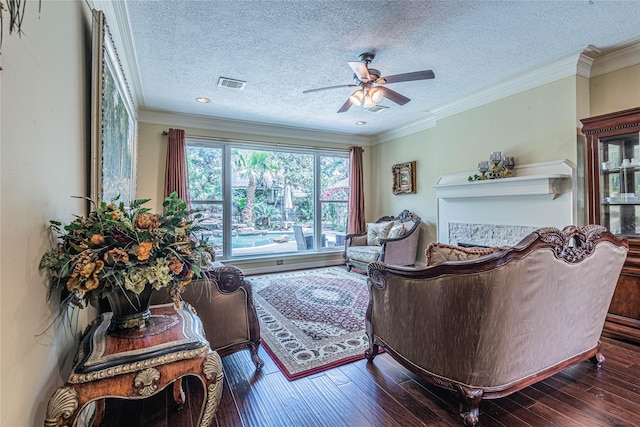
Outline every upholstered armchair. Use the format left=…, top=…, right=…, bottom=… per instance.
left=344, top=210, right=421, bottom=272
left=151, top=263, right=263, bottom=369
left=365, top=225, right=627, bottom=426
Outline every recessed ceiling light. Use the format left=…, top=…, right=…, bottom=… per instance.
left=355, top=121, right=367, bottom=125
left=195, top=97, right=211, bottom=103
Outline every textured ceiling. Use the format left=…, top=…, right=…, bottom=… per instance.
left=120, top=1, right=640, bottom=138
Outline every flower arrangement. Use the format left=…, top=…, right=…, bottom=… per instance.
left=39, top=192, right=213, bottom=311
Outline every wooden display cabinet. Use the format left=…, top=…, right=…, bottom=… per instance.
left=582, top=107, right=640, bottom=343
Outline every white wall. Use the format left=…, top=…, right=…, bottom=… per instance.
left=1, top=2, right=92, bottom=424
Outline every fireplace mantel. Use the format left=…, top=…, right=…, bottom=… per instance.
left=433, top=160, right=577, bottom=245
left=433, top=174, right=570, bottom=199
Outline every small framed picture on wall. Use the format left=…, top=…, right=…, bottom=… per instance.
left=392, top=161, right=416, bottom=195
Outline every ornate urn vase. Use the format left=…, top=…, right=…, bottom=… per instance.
left=104, top=284, right=154, bottom=331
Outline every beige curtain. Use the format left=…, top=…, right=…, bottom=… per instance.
left=164, top=128, right=190, bottom=205
left=348, top=146, right=365, bottom=234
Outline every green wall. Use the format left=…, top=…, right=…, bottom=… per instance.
left=371, top=62, right=640, bottom=260
left=371, top=75, right=580, bottom=257
left=590, top=64, right=640, bottom=115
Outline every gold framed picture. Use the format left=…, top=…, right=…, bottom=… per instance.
left=392, top=161, right=416, bottom=195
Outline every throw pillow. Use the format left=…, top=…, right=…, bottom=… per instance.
left=387, top=223, right=406, bottom=239
left=366, top=221, right=394, bottom=246
left=425, top=242, right=498, bottom=266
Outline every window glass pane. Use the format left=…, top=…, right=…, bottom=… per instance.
left=187, top=146, right=222, bottom=201
left=321, top=201, right=348, bottom=247
left=230, top=149, right=314, bottom=257
left=191, top=202, right=223, bottom=257
left=187, top=140, right=349, bottom=259
left=321, top=156, right=349, bottom=201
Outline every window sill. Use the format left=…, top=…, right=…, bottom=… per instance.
left=221, top=249, right=345, bottom=276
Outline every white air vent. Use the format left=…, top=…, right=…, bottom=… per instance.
left=365, top=105, right=389, bottom=113
left=218, top=77, right=246, bottom=90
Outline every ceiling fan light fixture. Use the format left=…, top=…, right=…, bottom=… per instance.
left=369, top=87, right=383, bottom=104
left=349, top=90, right=364, bottom=105
left=363, top=97, right=376, bottom=108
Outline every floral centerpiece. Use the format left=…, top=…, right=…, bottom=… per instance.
left=39, top=192, right=213, bottom=330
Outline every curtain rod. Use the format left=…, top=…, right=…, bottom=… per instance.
left=161, top=130, right=358, bottom=153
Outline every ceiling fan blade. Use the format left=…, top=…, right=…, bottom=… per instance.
left=303, top=84, right=357, bottom=94
left=348, top=61, right=371, bottom=82
left=380, top=87, right=411, bottom=105
left=376, top=70, right=435, bottom=85
left=337, top=98, right=353, bottom=113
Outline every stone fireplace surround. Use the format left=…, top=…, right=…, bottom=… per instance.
left=433, top=160, right=577, bottom=247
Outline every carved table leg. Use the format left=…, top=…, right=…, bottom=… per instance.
left=200, top=352, right=224, bottom=427
left=456, top=385, right=483, bottom=426
left=44, top=386, right=79, bottom=427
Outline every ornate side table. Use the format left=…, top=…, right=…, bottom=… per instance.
left=44, top=303, right=223, bottom=427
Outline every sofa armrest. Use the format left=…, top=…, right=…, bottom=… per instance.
left=184, top=264, right=263, bottom=368
left=205, top=264, right=247, bottom=293
left=379, top=220, right=420, bottom=266
left=345, top=232, right=368, bottom=246
left=347, top=234, right=368, bottom=247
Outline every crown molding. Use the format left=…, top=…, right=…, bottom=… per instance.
left=372, top=113, right=437, bottom=145
left=92, top=7, right=638, bottom=147
left=369, top=46, right=602, bottom=142
left=590, top=40, right=640, bottom=77
left=139, top=110, right=373, bottom=146
left=576, top=45, right=602, bottom=78
left=91, top=0, right=146, bottom=111
left=429, top=47, right=593, bottom=122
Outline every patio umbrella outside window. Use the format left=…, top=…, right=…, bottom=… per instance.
left=284, top=185, right=293, bottom=220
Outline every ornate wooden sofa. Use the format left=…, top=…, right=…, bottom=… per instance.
left=365, top=225, right=627, bottom=426
left=344, top=210, right=421, bottom=272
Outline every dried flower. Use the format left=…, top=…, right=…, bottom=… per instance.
left=103, top=247, right=129, bottom=266
left=168, top=257, right=184, bottom=274
left=39, top=192, right=212, bottom=311
left=135, top=241, right=153, bottom=261
left=90, top=234, right=105, bottom=246
left=136, top=213, right=160, bottom=230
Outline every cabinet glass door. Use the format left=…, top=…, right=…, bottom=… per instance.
left=600, top=131, right=640, bottom=235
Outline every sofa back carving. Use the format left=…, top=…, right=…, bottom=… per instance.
left=365, top=225, right=627, bottom=426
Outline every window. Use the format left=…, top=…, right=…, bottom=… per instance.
left=187, top=139, right=349, bottom=259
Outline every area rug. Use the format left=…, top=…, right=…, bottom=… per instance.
left=249, top=267, right=371, bottom=380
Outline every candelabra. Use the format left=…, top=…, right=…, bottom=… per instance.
left=469, top=152, right=515, bottom=181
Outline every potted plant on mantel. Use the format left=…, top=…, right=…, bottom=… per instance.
left=39, top=192, right=213, bottom=331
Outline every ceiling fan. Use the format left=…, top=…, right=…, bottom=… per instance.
left=303, top=52, right=435, bottom=113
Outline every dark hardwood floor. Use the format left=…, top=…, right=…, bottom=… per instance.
left=98, top=336, right=640, bottom=426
